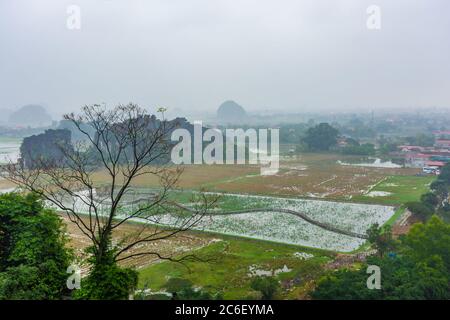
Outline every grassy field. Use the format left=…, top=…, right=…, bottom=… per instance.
left=90, top=153, right=421, bottom=202
left=351, top=175, right=434, bottom=205
left=138, top=236, right=332, bottom=299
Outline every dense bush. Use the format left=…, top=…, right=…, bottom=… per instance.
left=312, top=216, right=450, bottom=300
left=73, top=250, right=138, bottom=300
left=250, top=276, right=279, bottom=300
left=420, top=192, right=439, bottom=208
left=0, top=192, right=72, bottom=299
left=405, top=201, right=434, bottom=221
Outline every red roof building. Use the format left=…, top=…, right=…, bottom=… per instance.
left=435, top=139, right=450, bottom=148
left=405, top=153, right=431, bottom=168
left=398, top=145, right=424, bottom=152
left=425, top=161, right=446, bottom=167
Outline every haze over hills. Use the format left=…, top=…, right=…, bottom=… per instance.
left=216, top=100, right=248, bottom=124
left=7, top=105, right=53, bottom=128
left=1, top=1, right=450, bottom=114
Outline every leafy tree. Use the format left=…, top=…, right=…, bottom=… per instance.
left=342, top=143, right=375, bottom=156
left=379, top=142, right=398, bottom=155
left=0, top=192, right=72, bottom=300
left=405, top=134, right=435, bottom=147
left=313, top=254, right=448, bottom=300
left=439, top=163, right=450, bottom=180
left=430, top=179, right=448, bottom=197
left=3, top=104, right=216, bottom=300
left=312, top=216, right=450, bottom=300
left=420, top=192, right=439, bottom=208
left=73, top=251, right=137, bottom=300
left=302, top=123, right=339, bottom=151
left=0, top=265, right=48, bottom=300
left=367, top=224, right=395, bottom=257
left=405, top=201, right=434, bottom=221
left=250, top=276, right=279, bottom=300
left=401, top=216, right=450, bottom=272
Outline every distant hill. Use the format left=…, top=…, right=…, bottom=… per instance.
left=217, top=100, right=248, bottom=124
left=0, top=108, right=12, bottom=124
left=8, top=105, right=52, bottom=128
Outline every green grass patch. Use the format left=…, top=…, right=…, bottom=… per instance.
left=352, top=175, right=434, bottom=205
left=138, top=237, right=332, bottom=299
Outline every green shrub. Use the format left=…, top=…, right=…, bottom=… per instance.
left=250, top=277, right=279, bottom=300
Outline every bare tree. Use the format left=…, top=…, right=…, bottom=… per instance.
left=3, top=103, right=217, bottom=268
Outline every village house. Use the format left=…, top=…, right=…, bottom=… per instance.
left=404, top=153, right=430, bottom=168
left=435, top=139, right=450, bottom=149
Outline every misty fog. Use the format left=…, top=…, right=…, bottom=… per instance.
left=1, top=0, right=449, bottom=121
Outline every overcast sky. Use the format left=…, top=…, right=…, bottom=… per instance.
left=0, top=0, right=449, bottom=118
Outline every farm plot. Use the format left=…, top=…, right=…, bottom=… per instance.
left=123, top=192, right=396, bottom=252
left=89, top=153, right=420, bottom=201
left=202, top=153, right=420, bottom=199
left=59, top=190, right=395, bottom=252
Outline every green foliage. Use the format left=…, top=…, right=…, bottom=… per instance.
left=0, top=192, right=72, bottom=300
left=279, top=123, right=308, bottom=144
left=420, top=192, right=439, bottom=208
left=312, top=254, right=448, bottom=300
left=138, top=239, right=329, bottom=299
left=342, top=143, right=375, bottom=156
left=430, top=179, right=448, bottom=195
left=302, top=123, right=339, bottom=151
left=405, top=201, right=434, bottom=221
left=174, top=286, right=222, bottom=300
left=164, top=277, right=193, bottom=293
left=367, top=224, right=395, bottom=257
left=429, top=164, right=450, bottom=201
left=0, top=265, right=48, bottom=299
left=72, top=248, right=137, bottom=300
left=338, top=118, right=375, bottom=138
left=401, top=216, right=450, bottom=273
left=73, top=260, right=138, bottom=300
left=159, top=277, right=222, bottom=300
left=250, top=276, right=279, bottom=300
left=405, top=134, right=435, bottom=147
left=378, top=142, right=399, bottom=155
left=312, top=216, right=450, bottom=300
left=437, top=163, right=450, bottom=183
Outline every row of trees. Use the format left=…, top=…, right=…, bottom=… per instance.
left=300, top=123, right=439, bottom=156
left=300, top=123, right=375, bottom=155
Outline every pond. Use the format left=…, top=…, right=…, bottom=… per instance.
left=0, top=137, right=21, bottom=164
left=337, top=158, right=402, bottom=168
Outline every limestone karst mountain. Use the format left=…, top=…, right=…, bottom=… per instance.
left=217, top=100, right=248, bottom=124
left=8, top=104, right=52, bottom=128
